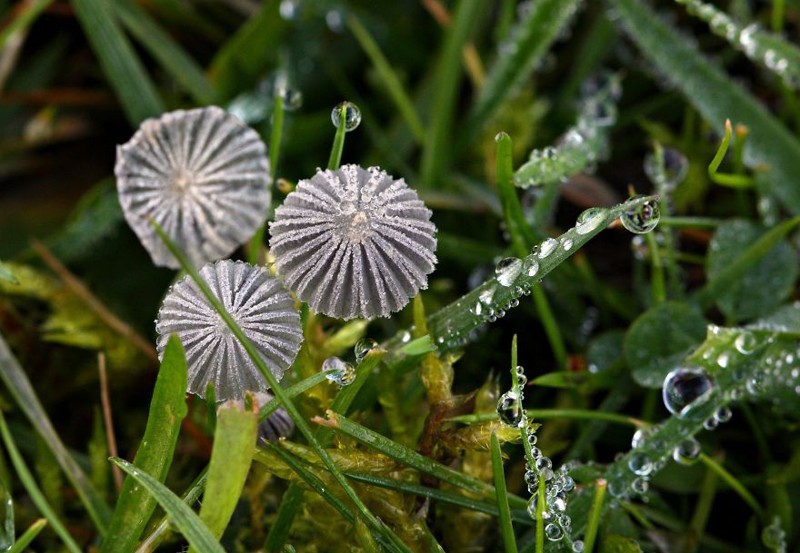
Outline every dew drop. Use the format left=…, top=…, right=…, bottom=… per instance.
left=673, top=437, right=701, bottom=465
left=323, top=356, right=356, bottom=386
left=662, top=367, right=716, bottom=418
left=496, top=257, right=522, bottom=287
left=575, top=207, right=607, bottom=235
left=331, top=101, right=362, bottom=131
left=354, top=338, right=378, bottom=363
left=539, top=238, right=558, bottom=258
left=717, top=352, right=730, bottom=368
left=545, top=523, right=563, bottom=541
left=471, top=302, right=482, bottom=316
left=479, top=286, right=496, bottom=305
left=621, top=195, right=661, bottom=234
left=279, top=0, right=300, bottom=20
left=561, top=237, right=574, bottom=251
left=714, top=406, right=732, bottom=423
left=631, top=427, right=653, bottom=448
left=631, top=477, right=649, bottom=494
left=526, top=260, right=540, bottom=277
left=497, top=392, right=523, bottom=427
left=524, top=470, right=539, bottom=492
left=400, top=330, right=411, bottom=343
left=628, top=452, right=653, bottom=476
left=643, top=147, right=688, bottom=189
left=734, top=332, right=757, bottom=354
left=703, top=416, right=719, bottom=430
left=279, top=87, right=303, bottom=111
left=572, top=540, right=585, bottom=553
left=535, top=456, right=553, bottom=471
left=516, top=365, right=528, bottom=387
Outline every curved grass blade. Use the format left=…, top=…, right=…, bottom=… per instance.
left=0, top=475, right=11, bottom=549
left=71, top=0, right=163, bottom=125
left=0, top=0, right=53, bottom=48
left=676, top=0, right=800, bottom=89
left=110, top=458, right=225, bottom=553
left=7, top=518, right=47, bottom=553
left=101, top=335, right=188, bottom=553
left=0, top=335, right=111, bottom=534
left=113, top=0, right=216, bottom=105
left=0, top=412, right=81, bottom=553
left=491, top=433, right=518, bottom=553
left=609, top=0, right=800, bottom=214
left=462, top=0, right=582, bottom=141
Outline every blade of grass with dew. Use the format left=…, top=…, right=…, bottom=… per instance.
left=111, top=458, right=225, bottom=553
left=420, top=0, right=486, bottom=188
left=189, top=399, right=258, bottom=552
left=328, top=104, right=349, bottom=170
left=385, top=195, right=657, bottom=353
left=7, top=519, right=47, bottom=553
left=491, top=433, right=518, bottom=553
left=0, top=334, right=111, bottom=534
left=0, top=412, right=81, bottom=553
left=449, top=408, right=644, bottom=427
left=462, top=0, right=582, bottom=142
left=0, top=0, right=53, bottom=49
left=675, top=0, right=800, bottom=89
left=113, top=0, right=216, bottom=105
left=347, top=15, right=425, bottom=143
left=71, top=0, right=163, bottom=125
left=609, top=0, right=800, bottom=214
left=150, top=222, right=412, bottom=553
left=101, top=336, right=188, bottom=553
left=0, top=476, right=11, bottom=549
left=707, top=120, right=754, bottom=189
left=692, top=216, right=800, bottom=309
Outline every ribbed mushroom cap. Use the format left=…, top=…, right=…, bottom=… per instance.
left=269, top=165, right=437, bottom=320
left=116, top=107, right=270, bottom=269
left=155, top=260, right=302, bottom=402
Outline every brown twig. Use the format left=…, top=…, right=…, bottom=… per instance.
left=98, top=353, right=123, bottom=492
left=30, top=238, right=158, bottom=363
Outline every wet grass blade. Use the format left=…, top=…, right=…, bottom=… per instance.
left=491, top=433, right=518, bottom=553
left=113, top=0, right=216, bottom=105
left=101, top=335, right=188, bottom=553
left=609, top=0, right=800, bottom=214
left=0, top=412, right=81, bottom=553
left=111, top=458, right=225, bottom=553
left=71, top=0, right=163, bottom=125
left=0, top=335, right=111, bottom=534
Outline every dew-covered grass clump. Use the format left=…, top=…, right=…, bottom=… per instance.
left=3, top=2, right=800, bottom=552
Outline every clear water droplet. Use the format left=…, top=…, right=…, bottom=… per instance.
left=714, top=406, right=732, bottom=423
left=575, top=207, right=607, bottom=235
left=516, top=365, right=527, bottom=387
left=497, top=392, right=523, bottom=427
left=572, top=540, right=585, bottom=552
left=545, top=523, right=563, bottom=541
left=662, top=367, right=716, bottom=418
left=323, top=356, right=356, bottom=386
left=496, top=257, right=522, bottom=287
left=526, top=260, right=539, bottom=277
left=471, top=302, right=482, bottom=316
left=561, top=237, right=574, bottom=251
left=621, top=195, right=661, bottom=234
left=703, top=416, right=718, bottom=430
left=279, top=0, right=300, bottom=19
left=717, top=352, right=730, bottom=368
left=331, top=101, right=361, bottom=131
left=628, top=452, right=653, bottom=476
left=673, top=437, right=701, bottom=465
left=644, top=148, right=688, bottom=189
left=479, top=286, right=495, bottom=304
left=631, top=477, right=649, bottom=494
left=400, top=330, right=411, bottom=343
left=524, top=469, right=539, bottom=492
left=631, top=427, right=653, bottom=448
left=539, top=238, right=557, bottom=258
left=354, top=338, right=378, bottom=363
left=734, top=332, right=757, bottom=354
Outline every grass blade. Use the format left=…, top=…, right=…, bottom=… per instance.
left=0, top=335, right=111, bottom=534
left=609, top=0, right=800, bottom=214
left=7, top=518, right=47, bottom=553
left=0, top=0, right=53, bottom=49
left=113, top=0, right=216, bottom=105
left=71, top=0, right=164, bottom=125
left=0, top=412, right=81, bottom=553
left=110, top=458, right=225, bottom=553
left=491, top=433, right=518, bottom=553
left=101, top=335, right=188, bottom=553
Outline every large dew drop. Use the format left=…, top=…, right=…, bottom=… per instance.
left=620, top=195, right=661, bottom=234
left=496, top=391, right=523, bottom=427
left=495, top=257, right=522, bottom=287
left=331, top=101, right=362, bottom=131
left=662, top=366, right=716, bottom=418
left=672, top=437, right=701, bottom=465
left=575, top=207, right=607, bottom=235
left=323, top=356, right=356, bottom=386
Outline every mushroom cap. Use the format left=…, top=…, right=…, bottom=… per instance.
left=155, top=260, right=302, bottom=402
left=269, top=164, right=437, bottom=320
left=116, top=107, right=270, bottom=269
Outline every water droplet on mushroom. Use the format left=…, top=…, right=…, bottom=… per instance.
left=323, top=356, right=356, bottom=386
left=496, top=257, right=522, bottom=287
left=496, top=391, right=523, bottom=427
left=331, top=101, right=361, bottom=131
left=575, top=207, right=607, bottom=235
left=621, top=195, right=661, bottom=234
left=662, top=367, right=716, bottom=418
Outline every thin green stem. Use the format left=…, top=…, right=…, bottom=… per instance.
left=328, top=104, right=348, bottom=170
left=491, top=433, right=518, bottom=553
left=0, top=412, right=81, bottom=553
left=645, top=232, right=665, bottom=304
left=698, top=454, right=764, bottom=520
left=151, top=221, right=411, bottom=553
left=583, top=479, right=607, bottom=553
left=7, top=519, right=47, bottom=553
left=535, top=473, right=545, bottom=553
left=772, top=0, right=785, bottom=32
left=449, top=408, right=646, bottom=427
left=690, top=461, right=719, bottom=543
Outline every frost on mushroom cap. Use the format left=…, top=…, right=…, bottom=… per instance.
left=115, top=107, right=271, bottom=269
left=155, top=260, right=302, bottom=402
left=269, top=164, right=437, bottom=320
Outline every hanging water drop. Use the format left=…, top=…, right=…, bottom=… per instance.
left=496, top=257, right=522, bottom=287
left=575, top=207, right=607, bottom=235
left=572, top=540, right=585, bottom=553
left=628, top=452, right=653, bottom=476
left=631, top=477, right=649, bottom=494
left=516, top=365, right=527, bottom=387
left=497, top=392, right=523, bottom=427
left=672, top=437, right=701, bottom=465
left=662, top=366, right=716, bottom=418
left=714, top=406, right=732, bottom=423
left=323, top=356, right=356, bottom=386
left=621, top=195, right=661, bottom=234
left=331, top=101, right=362, bottom=131
left=354, top=338, right=378, bottom=363
left=545, top=523, right=563, bottom=541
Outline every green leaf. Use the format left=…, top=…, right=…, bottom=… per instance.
left=609, top=0, right=800, bottom=214
left=194, top=398, right=258, bottom=546
left=113, top=0, right=216, bottom=105
left=110, top=458, right=225, bottom=553
left=624, top=302, right=707, bottom=388
left=464, top=0, right=582, bottom=139
left=747, top=301, right=800, bottom=335
left=599, top=534, right=643, bottom=553
left=0, top=334, right=111, bottom=534
left=71, top=0, right=164, bottom=126
left=706, top=219, right=797, bottom=321
left=7, top=519, right=47, bottom=553
left=101, top=335, right=188, bottom=553
left=0, top=412, right=81, bottom=553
